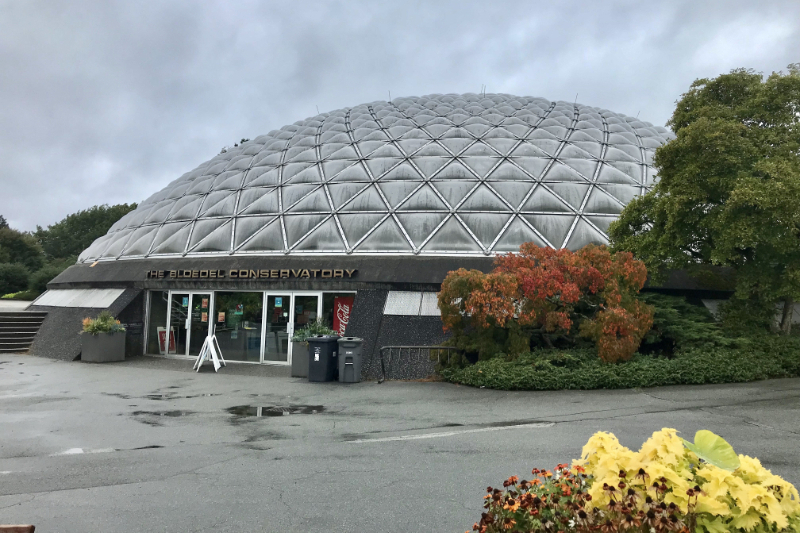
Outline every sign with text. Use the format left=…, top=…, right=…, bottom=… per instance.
left=157, top=327, right=177, bottom=355
left=333, top=296, right=354, bottom=336
left=146, top=268, right=357, bottom=281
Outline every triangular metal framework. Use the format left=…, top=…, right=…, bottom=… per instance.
left=78, top=94, right=674, bottom=262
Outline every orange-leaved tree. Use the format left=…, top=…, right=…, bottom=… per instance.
left=438, top=243, right=653, bottom=362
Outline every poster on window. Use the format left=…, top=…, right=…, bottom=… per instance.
left=333, top=296, right=354, bottom=336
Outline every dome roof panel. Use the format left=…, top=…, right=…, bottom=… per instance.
left=421, top=216, right=481, bottom=253
left=354, top=216, right=411, bottom=252
left=494, top=217, right=548, bottom=251
left=79, top=93, right=673, bottom=260
left=395, top=212, right=448, bottom=247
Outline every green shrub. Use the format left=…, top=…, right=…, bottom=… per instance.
left=1, top=289, right=41, bottom=300
left=718, top=297, right=777, bottom=334
left=28, top=265, right=66, bottom=294
left=290, top=318, right=336, bottom=342
left=0, top=263, right=30, bottom=295
left=638, top=292, right=733, bottom=353
left=441, top=334, right=800, bottom=390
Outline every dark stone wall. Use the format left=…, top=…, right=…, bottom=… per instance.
left=368, top=316, right=451, bottom=379
left=29, top=289, right=143, bottom=361
left=342, top=289, right=388, bottom=377
left=29, top=306, right=99, bottom=361
left=337, top=290, right=451, bottom=380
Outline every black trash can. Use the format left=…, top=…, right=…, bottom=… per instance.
left=307, top=335, right=340, bottom=382
left=337, top=337, right=363, bottom=383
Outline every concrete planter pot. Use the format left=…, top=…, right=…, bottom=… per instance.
left=81, top=332, right=126, bottom=363
left=291, top=341, right=308, bottom=377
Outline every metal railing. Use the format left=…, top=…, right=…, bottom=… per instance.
left=376, top=345, right=462, bottom=383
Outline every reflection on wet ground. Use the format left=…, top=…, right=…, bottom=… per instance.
left=129, top=410, right=194, bottom=426
left=144, top=393, right=221, bottom=400
left=131, top=410, right=193, bottom=417
left=103, top=392, right=221, bottom=400
left=226, top=405, right=325, bottom=417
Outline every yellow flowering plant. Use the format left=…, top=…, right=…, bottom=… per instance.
left=576, top=428, right=800, bottom=533
left=469, top=429, right=799, bottom=533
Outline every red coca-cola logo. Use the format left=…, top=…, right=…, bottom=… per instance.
left=336, top=302, right=350, bottom=334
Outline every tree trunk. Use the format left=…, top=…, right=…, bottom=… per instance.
left=542, top=334, right=554, bottom=348
left=780, top=297, right=794, bottom=335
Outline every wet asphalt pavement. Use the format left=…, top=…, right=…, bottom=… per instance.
left=1, top=354, right=799, bottom=532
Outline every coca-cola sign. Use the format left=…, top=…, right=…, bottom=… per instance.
left=333, top=296, right=354, bottom=336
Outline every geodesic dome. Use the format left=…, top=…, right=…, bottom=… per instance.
left=78, top=93, right=674, bottom=263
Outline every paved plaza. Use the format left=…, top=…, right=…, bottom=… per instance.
left=1, top=354, right=798, bottom=532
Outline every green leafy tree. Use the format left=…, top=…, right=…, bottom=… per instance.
left=0, top=227, right=44, bottom=271
left=28, top=265, right=67, bottom=294
left=0, top=263, right=30, bottom=295
left=609, top=65, right=800, bottom=334
left=34, top=203, right=137, bottom=261
left=0, top=215, right=8, bottom=229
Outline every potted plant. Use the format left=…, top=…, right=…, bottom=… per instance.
left=290, top=318, right=336, bottom=378
left=81, top=310, right=126, bottom=363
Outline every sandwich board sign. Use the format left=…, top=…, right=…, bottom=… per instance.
left=193, top=329, right=226, bottom=372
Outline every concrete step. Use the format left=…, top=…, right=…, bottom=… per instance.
left=0, top=316, right=46, bottom=324
left=0, top=330, right=36, bottom=336
left=0, top=322, right=43, bottom=328
left=0, top=333, right=36, bottom=344
left=0, top=343, right=34, bottom=353
left=0, top=311, right=47, bottom=354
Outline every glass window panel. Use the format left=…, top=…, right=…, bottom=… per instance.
left=384, top=292, right=421, bottom=315
left=420, top=293, right=440, bottom=316
left=212, top=292, right=263, bottom=362
left=293, top=295, right=319, bottom=329
left=263, top=294, right=291, bottom=362
left=147, top=291, right=169, bottom=354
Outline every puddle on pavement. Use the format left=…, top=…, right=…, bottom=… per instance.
left=104, top=392, right=220, bottom=401
left=226, top=405, right=325, bottom=417
left=131, top=410, right=193, bottom=417
left=145, top=393, right=221, bottom=400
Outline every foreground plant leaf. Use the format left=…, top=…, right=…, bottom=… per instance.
left=682, top=429, right=740, bottom=471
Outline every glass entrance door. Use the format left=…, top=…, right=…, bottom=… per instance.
left=263, top=294, right=291, bottom=362
left=188, top=293, right=211, bottom=356
left=169, top=293, right=189, bottom=356
left=261, top=293, right=322, bottom=365
left=166, top=292, right=211, bottom=357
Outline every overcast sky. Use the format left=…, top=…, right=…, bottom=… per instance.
left=1, top=0, right=797, bottom=231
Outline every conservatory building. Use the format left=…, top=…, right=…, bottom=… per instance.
left=30, top=93, right=682, bottom=375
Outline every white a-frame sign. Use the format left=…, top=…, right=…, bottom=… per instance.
left=193, top=329, right=226, bottom=372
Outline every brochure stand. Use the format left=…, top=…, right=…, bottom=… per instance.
left=193, top=328, right=226, bottom=372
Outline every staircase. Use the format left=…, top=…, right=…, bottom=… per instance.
left=0, top=312, right=47, bottom=354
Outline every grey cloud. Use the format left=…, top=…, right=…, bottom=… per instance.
left=1, top=0, right=798, bottom=230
